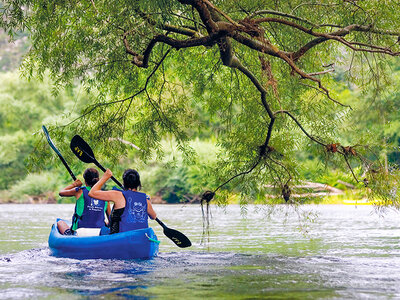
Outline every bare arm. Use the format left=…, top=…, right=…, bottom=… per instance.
left=59, top=179, right=83, bottom=199
left=147, top=200, right=157, bottom=220
left=89, top=169, right=125, bottom=208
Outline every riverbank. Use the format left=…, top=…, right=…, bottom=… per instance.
left=0, top=180, right=370, bottom=205
left=0, top=190, right=57, bottom=204
left=0, top=181, right=375, bottom=205
left=0, top=191, right=169, bottom=204
left=0, top=197, right=379, bottom=205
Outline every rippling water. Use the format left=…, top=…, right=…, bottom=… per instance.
left=1, top=204, right=400, bottom=299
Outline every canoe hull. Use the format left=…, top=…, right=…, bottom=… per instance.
left=48, top=220, right=159, bottom=260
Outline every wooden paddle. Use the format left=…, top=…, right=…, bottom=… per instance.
left=70, top=134, right=192, bottom=248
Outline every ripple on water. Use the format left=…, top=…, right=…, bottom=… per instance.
left=2, top=246, right=400, bottom=299
left=2, top=204, right=400, bottom=299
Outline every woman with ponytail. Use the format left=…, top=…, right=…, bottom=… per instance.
left=57, top=168, right=110, bottom=235
left=89, top=168, right=157, bottom=234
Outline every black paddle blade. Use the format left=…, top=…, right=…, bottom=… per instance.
left=70, top=135, right=96, bottom=163
left=70, top=134, right=123, bottom=187
left=163, top=227, right=192, bottom=248
left=155, top=217, right=191, bottom=248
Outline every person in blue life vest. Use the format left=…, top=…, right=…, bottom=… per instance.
left=57, top=168, right=111, bottom=235
left=88, top=168, right=157, bottom=234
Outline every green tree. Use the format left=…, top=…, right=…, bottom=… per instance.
left=342, top=64, right=400, bottom=164
left=0, top=71, right=90, bottom=190
left=1, top=0, right=400, bottom=204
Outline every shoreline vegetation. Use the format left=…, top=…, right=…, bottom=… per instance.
left=0, top=198, right=378, bottom=205
left=0, top=191, right=168, bottom=205
left=1, top=57, right=398, bottom=210
left=1, top=2, right=400, bottom=213
left=0, top=181, right=375, bottom=205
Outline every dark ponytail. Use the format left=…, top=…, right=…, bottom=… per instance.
left=83, top=168, right=99, bottom=187
left=123, top=169, right=141, bottom=190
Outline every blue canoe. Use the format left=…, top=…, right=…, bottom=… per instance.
left=48, top=220, right=160, bottom=260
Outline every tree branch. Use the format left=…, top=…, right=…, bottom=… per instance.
left=213, top=156, right=262, bottom=193
left=162, top=24, right=200, bottom=37
left=274, top=110, right=325, bottom=146
left=123, top=31, right=227, bottom=67
left=250, top=17, right=400, bottom=60
left=248, top=9, right=315, bottom=26
left=307, top=68, right=335, bottom=76
left=120, top=1, right=395, bottom=200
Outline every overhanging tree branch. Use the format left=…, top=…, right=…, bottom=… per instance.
left=123, top=31, right=228, bottom=67
left=119, top=0, right=399, bottom=198
left=6, top=0, right=398, bottom=203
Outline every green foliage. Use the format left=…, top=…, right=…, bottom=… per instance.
left=0, top=71, right=91, bottom=190
left=140, top=139, right=218, bottom=203
left=1, top=0, right=400, bottom=205
left=318, top=168, right=361, bottom=190
left=9, top=171, right=60, bottom=201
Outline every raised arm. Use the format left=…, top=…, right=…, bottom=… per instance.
left=89, top=169, right=124, bottom=207
left=59, top=179, right=82, bottom=198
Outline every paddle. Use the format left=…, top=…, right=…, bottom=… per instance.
left=70, top=134, right=192, bottom=248
left=42, top=125, right=76, bottom=180
left=70, top=135, right=122, bottom=187
left=153, top=218, right=192, bottom=248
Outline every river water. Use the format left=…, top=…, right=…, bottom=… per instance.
left=0, top=204, right=400, bottom=299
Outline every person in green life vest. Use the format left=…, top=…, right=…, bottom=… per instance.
left=57, top=168, right=111, bottom=235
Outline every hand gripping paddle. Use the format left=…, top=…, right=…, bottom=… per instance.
left=70, top=134, right=192, bottom=248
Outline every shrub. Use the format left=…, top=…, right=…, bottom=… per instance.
left=140, top=139, right=218, bottom=203
left=9, top=171, right=60, bottom=201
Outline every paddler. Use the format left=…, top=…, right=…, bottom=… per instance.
left=89, top=168, right=156, bottom=234
left=57, top=168, right=111, bottom=235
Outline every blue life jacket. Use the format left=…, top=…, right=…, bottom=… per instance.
left=118, top=190, right=149, bottom=232
left=72, top=187, right=106, bottom=229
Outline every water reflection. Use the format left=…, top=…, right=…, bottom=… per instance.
left=1, top=204, right=400, bottom=298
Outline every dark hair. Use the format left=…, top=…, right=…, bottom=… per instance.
left=123, top=169, right=141, bottom=190
left=83, top=168, right=99, bottom=187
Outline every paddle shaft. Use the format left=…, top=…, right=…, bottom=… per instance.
left=91, top=158, right=123, bottom=188
left=42, top=125, right=76, bottom=181
left=155, top=217, right=167, bottom=229
left=55, top=152, right=77, bottom=181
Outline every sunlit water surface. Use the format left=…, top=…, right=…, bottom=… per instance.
left=1, top=204, right=400, bottom=299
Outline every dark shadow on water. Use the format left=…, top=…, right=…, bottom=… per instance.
left=71, top=285, right=149, bottom=299
left=117, top=269, right=151, bottom=276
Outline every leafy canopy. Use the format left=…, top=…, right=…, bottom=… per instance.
left=1, top=0, right=400, bottom=203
